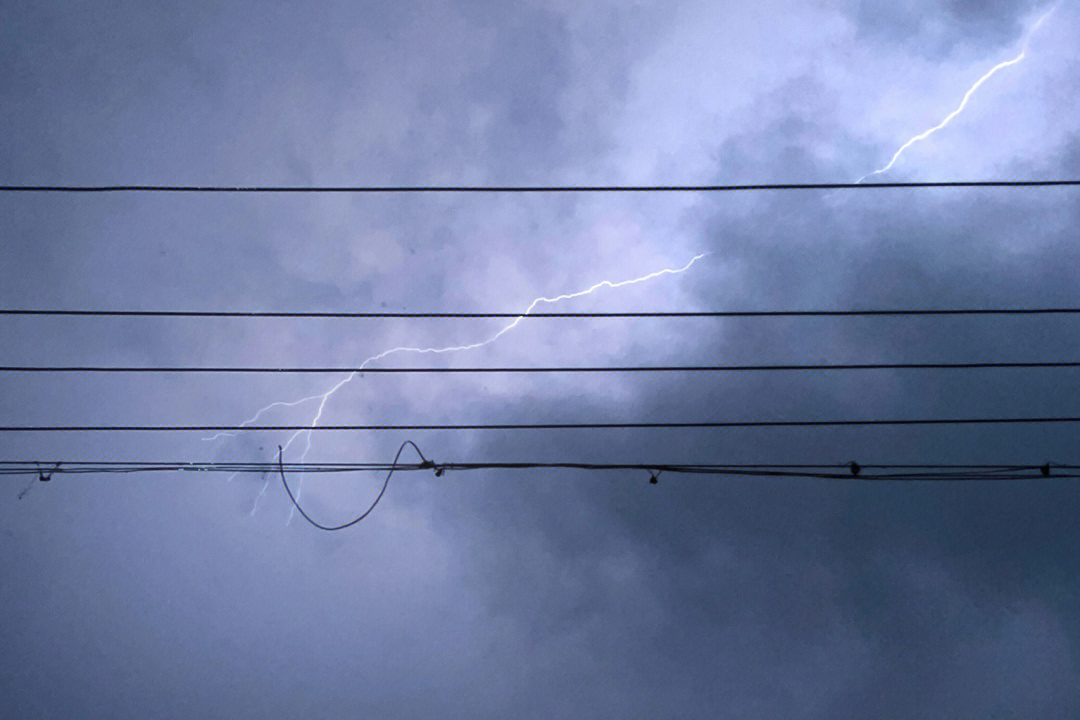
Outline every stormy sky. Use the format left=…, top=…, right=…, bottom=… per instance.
left=2, top=1, right=1080, bottom=716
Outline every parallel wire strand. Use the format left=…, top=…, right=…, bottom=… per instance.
left=5, top=417, right=1080, bottom=432
left=3, top=361, right=1080, bottom=373
left=2, top=179, right=1079, bottom=193
left=5, top=308, right=1080, bottom=318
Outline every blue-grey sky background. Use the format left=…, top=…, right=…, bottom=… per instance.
left=2, top=1, right=1080, bottom=717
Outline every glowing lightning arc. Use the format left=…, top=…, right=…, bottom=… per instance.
left=217, top=253, right=711, bottom=520
left=858, top=3, right=1058, bottom=182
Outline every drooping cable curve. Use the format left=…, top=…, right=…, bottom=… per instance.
left=5, top=417, right=1080, bottom=432
left=3, top=361, right=1080, bottom=373
left=4, top=306, right=1080, bottom=318
left=276, top=440, right=430, bottom=531
left=1, top=179, right=1078, bottom=193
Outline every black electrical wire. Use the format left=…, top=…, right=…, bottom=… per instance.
left=4, top=417, right=1080, bottom=432
left=1, top=179, right=1077, bottom=193
left=276, top=441, right=430, bottom=531
left=4, top=459, right=1076, bottom=482
left=3, top=361, right=1079, bottom=373
left=4, top=307, right=1080, bottom=318
left=9, top=460, right=1073, bottom=475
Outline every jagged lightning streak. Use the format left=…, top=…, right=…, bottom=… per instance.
left=858, top=4, right=1058, bottom=182
left=218, top=253, right=710, bottom=520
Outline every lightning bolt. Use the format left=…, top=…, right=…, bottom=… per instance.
left=858, top=3, right=1058, bottom=182
left=218, top=253, right=711, bottom=521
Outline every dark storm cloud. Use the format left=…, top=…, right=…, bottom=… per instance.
left=3, top=1, right=1080, bottom=718
left=442, top=94, right=1080, bottom=714
left=463, top=5, right=572, bottom=177
left=852, top=0, right=1043, bottom=57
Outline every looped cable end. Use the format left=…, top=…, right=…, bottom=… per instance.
left=37, top=461, right=60, bottom=482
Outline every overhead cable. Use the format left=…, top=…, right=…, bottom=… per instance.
left=4, top=417, right=1080, bottom=432
left=3, top=361, right=1079, bottom=373
left=2, top=179, right=1078, bottom=193
left=5, top=307, right=1080, bottom=318
left=3, top=459, right=1074, bottom=482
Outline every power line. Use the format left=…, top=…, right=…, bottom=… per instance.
left=4, top=361, right=1080, bottom=373
left=1, top=179, right=1078, bottom=193
left=3, top=459, right=1074, bottom=481
left=5, top=417, right=1080, bottom=432
left=4, top=307, right=1080, bottom=318
left=4, top=460, right=1070, bottom=475
left=2, top=461, right=1074, bottom=474
left=12, top=454, right=1073, bottom=529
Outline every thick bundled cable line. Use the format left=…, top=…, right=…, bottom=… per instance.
left=2, top=179, right=1078, bottom=193
left=4, top=361, right=1080, bottom=373
left=5, top=417, right=1080, bottom=432
left=12, top=454, right=1074, bottom=529
left=5, top=307, right=1080, bottom=318
left=0, top=461, right=404, bottom=475
left=4, top=459, right=1075, bottom=481
left=0, top=461, right=1063, bottom=474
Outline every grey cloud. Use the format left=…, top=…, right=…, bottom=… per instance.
left=3, top=1, right=1080, bottom=718
left=439, top=94, right=1080, bottom=713
left=852, top=0, right=1043, bottom=58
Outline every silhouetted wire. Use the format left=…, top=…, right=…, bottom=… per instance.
left=10, top=461, right=1074, bottom=475
left=3, top=459, right=1077, bottom=483
left=6, top=417, right=1080, bottom=432
left=5, top=307, right=1080, bottom=318
left=16, top=476, right=35, bottom=499
left=277, top=441, right=431, bottom=531
left=4, top=361, right=1080, bottom=373
left=2, top=179, right=1078, bottom=193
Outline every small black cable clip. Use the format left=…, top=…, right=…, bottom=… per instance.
left=848, top=461, right=861, bottom=477
left=38, top=462, right=60, bottom=482
left=648, top=469, right=660, bottom=485
left=1040, top=462, right=1051, bottom=477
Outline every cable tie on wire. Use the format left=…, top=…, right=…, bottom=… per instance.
left=1041, top=462, right=1051, bottom=477
left=848, top=461, right=861, bottom=477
